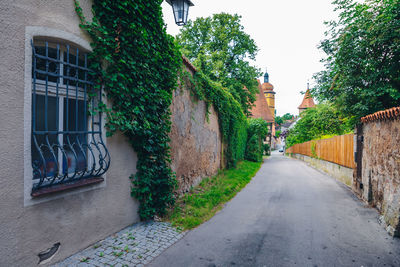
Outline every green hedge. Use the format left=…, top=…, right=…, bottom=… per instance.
left=245, top=118, right=269, bottom=162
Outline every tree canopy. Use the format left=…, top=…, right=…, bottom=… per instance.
left=275, top=116, right=284, bottom=126
left=286, top=103, right=352, bottom=147
left=312, top=0, right=400, bottom=124
left=275, top=113, right=295, bottom=125
left=176, top=13, right=261, bottom=115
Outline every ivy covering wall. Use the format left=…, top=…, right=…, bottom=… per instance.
left=75, top=0, right=181, bottom=220
left=75, top=0, right=252, bottom=220
left=182, top=71, right=248, bottom=168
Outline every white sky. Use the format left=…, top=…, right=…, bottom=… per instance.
left=161, top=0, right=338, bottom=116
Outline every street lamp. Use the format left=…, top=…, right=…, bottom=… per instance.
left=166, top=0, right=194, bottom=26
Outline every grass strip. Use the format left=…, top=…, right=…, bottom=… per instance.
left=165, top=160, right=263, bottom=230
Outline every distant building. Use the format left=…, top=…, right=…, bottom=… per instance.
left=298, top=83, right=315, bottom=114
left=249, top=70, right=277, bottom=149
left=262, top=71, right=275, bottom=121
left=250, top=79, right=274, bottom=124
left=280, top=121, right=294, bottom=132
left=262, top=70, right=276, bottom=137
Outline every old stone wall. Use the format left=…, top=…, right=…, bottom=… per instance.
left=359, top=118, right=400, bottom=236
left=170, top=68, right=222, bottom=194
left=289, top=154, right=353, bottom=187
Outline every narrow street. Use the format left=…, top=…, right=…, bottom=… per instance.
left=149, top=152, right=400, bottom=267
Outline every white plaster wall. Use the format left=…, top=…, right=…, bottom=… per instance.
left=0, top=1, right=139, bottom=265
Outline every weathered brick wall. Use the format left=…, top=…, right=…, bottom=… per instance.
left=360, top=110, right=400, bottom=236
left=169, top=63, right=222, bottom=194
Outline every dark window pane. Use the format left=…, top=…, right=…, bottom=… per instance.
left=33, top=46, right=59, bottom=83
left=32, top=95, right=58, bottom=179
left=63, top=98, right=87, bottom=132
left=63, top=52, right=86, bottom=87
left=63, top=98, right=87, bottom=174
left=33, top=94, right=58, bottom=131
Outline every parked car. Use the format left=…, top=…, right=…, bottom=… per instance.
left=279, top=148, right=284, bottom=152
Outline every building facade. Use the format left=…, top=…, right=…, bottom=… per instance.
left=0, top=1, right=222, bottom=265
left=262, top=71, right=276, bottom=121
left=0, top=2, right=140, bottom=265
left=249, top=71, right=277, bottom=149
left=261, top=71, right=276, bottom=138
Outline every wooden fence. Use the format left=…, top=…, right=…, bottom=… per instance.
left=286, top=134, right=355, bottom=168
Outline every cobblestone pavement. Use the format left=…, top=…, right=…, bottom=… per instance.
left=52, top=221, right=185, bottom=267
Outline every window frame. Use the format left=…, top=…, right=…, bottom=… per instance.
left=24, top=27, right=109, bottom=206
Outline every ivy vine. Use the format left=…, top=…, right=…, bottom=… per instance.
left=74, top=0, right=181, bottom=220
left=74, top=0, right=251, bottom=220
left=182, top=71, right=248, bottom=168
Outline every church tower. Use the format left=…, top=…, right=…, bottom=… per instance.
left=262, top=70, right=275, bottom=120
left=261, top=70, right=276, bottom=137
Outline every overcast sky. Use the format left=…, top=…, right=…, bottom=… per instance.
left=161, top=0, right=338, bottom=116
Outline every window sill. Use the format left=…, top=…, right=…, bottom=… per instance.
left=31, top=177, right=104, bottom=198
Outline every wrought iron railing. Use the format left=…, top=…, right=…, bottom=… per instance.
left=31, top=39, right=110, bottom=194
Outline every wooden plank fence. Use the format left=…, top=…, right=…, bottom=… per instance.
left=286, top=134, right=355, bottom=168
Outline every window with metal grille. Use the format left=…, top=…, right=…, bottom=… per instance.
left=31, top=39, right=110, bottom=196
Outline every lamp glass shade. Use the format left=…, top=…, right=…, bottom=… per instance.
left=168, top=0, right=193, bottom=26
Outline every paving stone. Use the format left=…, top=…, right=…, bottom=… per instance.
left=88, top=260, right=101, bottom=267
left=52, top=221, right=185, bottom=267
left=98, top=258, right=109, bottom=264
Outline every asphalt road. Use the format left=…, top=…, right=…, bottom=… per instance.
left=149, top=152, right=400, bottom=267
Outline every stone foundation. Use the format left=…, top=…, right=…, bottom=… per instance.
left=289, top=154, right=353, bottom=187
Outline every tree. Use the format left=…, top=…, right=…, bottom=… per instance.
left=286, top=103, right=352, bottom=147
left=275, top=116, right=284, bottom=126
left=177, top=13, right=262, bottom=115
left=313, top=0, right=400, bottom=124
left=282, top=113, right=294, bottom=121
left=275, top=113, right=294, bottom=125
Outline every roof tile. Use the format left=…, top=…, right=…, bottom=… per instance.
left=361, top=107, right=400, bottom=123
left=298, top=89, right=315, bottom=109
left=249, top=80, right=274, bottom=123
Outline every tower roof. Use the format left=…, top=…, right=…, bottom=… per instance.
left=262, top=69, right=274, bottom=91
left=262, top=82, right=274, bottom=91
left=249, top=80, right=274, bottom=123
left=298, top=89, right=315, bottom=109
left=264, top=71, right=269, bottom=83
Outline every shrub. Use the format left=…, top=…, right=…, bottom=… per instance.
left=263, top=143, right=270, bottom=156
left=245, top=134, right=262, bottom=162
left=245, top=118, right=269, bottom=162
